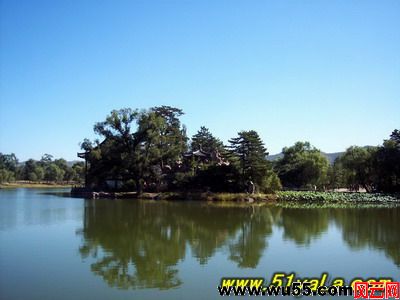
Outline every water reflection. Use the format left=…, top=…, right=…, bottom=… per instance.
left=333, top=208, right=400, bottom=266
left=78, top=201, right=278, bottom=289
left=78, top=200, right=400, bottom=290
left=278, top=208, right=329, bottom=245
left=228, top=207, right=278, bottom=268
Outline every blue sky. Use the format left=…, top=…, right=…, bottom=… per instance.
left=1, top=0, right=399, bottom=161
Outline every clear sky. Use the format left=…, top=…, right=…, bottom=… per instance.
left=0, top=0, right=399, bottom=161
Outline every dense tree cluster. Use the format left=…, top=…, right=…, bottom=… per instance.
left=81, top=106, right=188, bottom=193
left=330, top=130, right=400, bottom=192
left=81, top=106, right=281, bottom=193
left=228, top=130, right=281, bottom=193
left=0, top=153, right=18, bottom=183
left=331, top=146, right=377, bottom=192
left=78, top=107, right=400, bottom=194
left=2, top=104, right=398, bottom=194
left=191, top=126, right=224, bottom=153
left=272, top=129, right=400, bottom=193
left=0, top=153, right=84, bottom=183
left=274, top=142, right=330, bottom=190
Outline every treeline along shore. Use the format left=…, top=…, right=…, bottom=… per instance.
left=1, top=106, right=399, bottom=201
left=0, top=153, right=84, bottom=188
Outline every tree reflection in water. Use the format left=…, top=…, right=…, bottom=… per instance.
left=333, top=208, right=400, bottom=266
left=78, top=200, right=278, bottom=289
left=278, top=208, right=329, bottom=245
left=78, top=200, right=400, bottom=290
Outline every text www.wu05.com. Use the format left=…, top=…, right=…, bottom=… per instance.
left=217, top=282, right=353, bottom=297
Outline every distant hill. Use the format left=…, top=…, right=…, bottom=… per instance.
left=321, top=152, right=343, bottom=164
left=267, top=153, right=284, bottom=161
left=267, top=151, right=343, bottom=164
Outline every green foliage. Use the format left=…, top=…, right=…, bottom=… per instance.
left=71, top=162, right=85, bottom=182
left=34, top=166, right=45, bottom=181
left=326, top=163, right=345, bottom=189
left=275, top=142, right=330, bottom=189
left=121, top=179, right=137, bottom=191
left=85, top=106, right=188, bottom=193
left=7, top=154, right=84, bottom=183
left=192, top=165, right=241, bottom=192
left=44, top=163, right=65, bottom=182
left=28, top=172, right=38, bottom=181
left=22, top=159, right=37, bottom=180
left=170, top=172, right=194, bottom=190
left=277, top=191, right=399, bottom=203
left=0, top=153, right=18, bottom=172
left=335, top=146, right=377, bottom=192
left=191, top=126, right=224, bottom=153
left=331, top=130, right=400, bottom=193
left=0, top=168, right=15, bottom=183
left=40, top=154, right=53, bottom=164
left=0, top=153, right=18, bottom=183
left=373, top=130, right=400, bottom=192
left=83, top=110, right=282, bottom=193
left=151, top=105, right=188, bottom=165
left=261, top=171, right=282, bottom=193
left=228, top=130, right=280, bottom=193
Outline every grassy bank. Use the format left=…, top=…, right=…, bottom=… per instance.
left=0, top=182, right=73, bottom=189
left=71, top=189, right=277, bottom=202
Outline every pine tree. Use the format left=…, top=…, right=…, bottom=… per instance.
left=228, top=130, right=279, bottom=192
left=191, top=126, right=224, bottom=153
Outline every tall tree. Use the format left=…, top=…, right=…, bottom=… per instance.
left=0, top=153, right=18, bottom=173
left=151, top=106, right=188, bottom=168
left=40, top=154, right=53, bottom=165
left=84, top=107, right=187, bottom=193
left=228, top=130, right=280, bottom=192
left=71, top=162, right=85, bottom=182
left=335, top=146, right=377, bottom=192
left=89, top=108, right=144, bottom=191
left=44, top=163, right=65, bottom=182
left=275, top=142, right=329, bottom=189
left=0, top=153, right=18, bottom=183
left=374, top=129, right=400, bottom=192
left=22, top=159, right=38, bottom=181
left=191, top=126, right=224, bottom=153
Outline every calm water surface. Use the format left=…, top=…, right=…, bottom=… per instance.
left=0, top=188, right=399, bottom=299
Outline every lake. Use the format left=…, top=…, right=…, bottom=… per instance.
left=0, top=188, right=399, bottom=299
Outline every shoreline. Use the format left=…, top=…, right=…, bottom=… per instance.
left=70, top=188, right=276, bottom=202
left=0, top=182, right=74, bottom=189
left=70, top=188, right=399, bottom=204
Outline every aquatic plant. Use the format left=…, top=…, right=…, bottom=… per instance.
left=277, top=191, right=399, bottom=204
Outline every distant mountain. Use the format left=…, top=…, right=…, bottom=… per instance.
left=267, top=153, right=284, bottom=161
left=267, top=151, right=343, bottom=164
left=321, top=152, right=343, bottom=164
